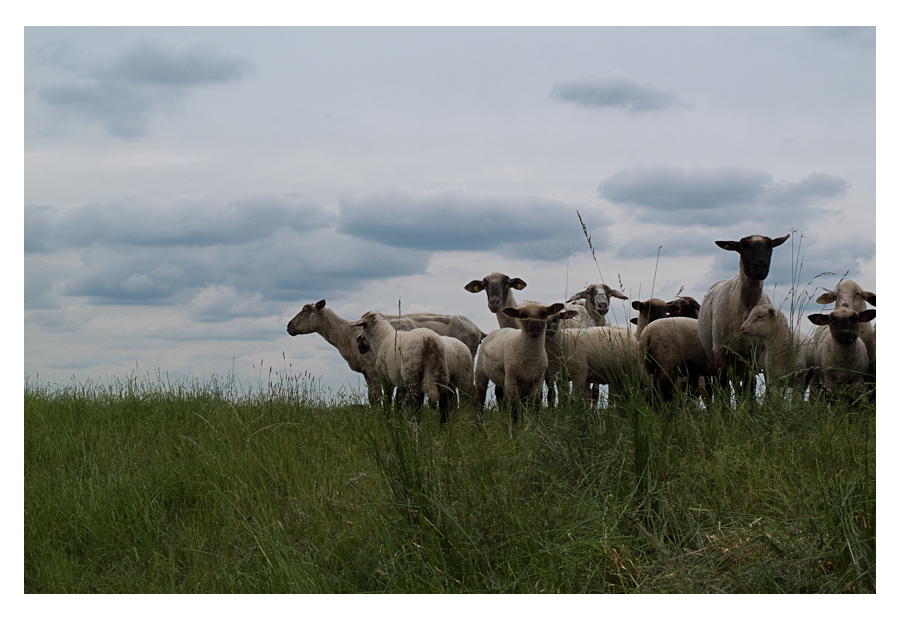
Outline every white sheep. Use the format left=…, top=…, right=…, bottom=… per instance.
left=639, top=317, right=710, bottom=404
left=697, top=233, right=790, bottom=393
left=357, top=332, right=475, bottom=409
left=474, top=302, right=566, bottom=423
left=807, top=307, right=876, bottom=400
left=351, top=311, right=455, bottom=422
left=815, top=280, right=875, bottom=379
left=739, top=305, right=812, bottom=402
left=287, top=300, right=388, bottom=405
left=567, top=283, right=629, bottom=326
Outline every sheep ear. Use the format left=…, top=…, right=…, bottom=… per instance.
left=509, top=278, right=527, bottom=290
left=807, top=314, right=830, bottom=326
left=689, top=297, right=701, bottom=311
left=567, top=290, right=588, bottom=302
left=501, top=307, right=522, bottom=319
left=767, top=306, right=777, bottom=317
left=858, top=309, right=876, bottom=323
left=630, top=317, right=638, bottom=325
left=771, top=234, right=790, bottom=248
left=464, top=280, right=485, bottom=293
left=816, top=290, right=837, bottom=304
left=545, top=303, right=565, bottom=316
left=316, top=300, right=326, bottom=309
left=715, top=240, right=741, bottom=252
left=862, top=291, right=876, bottom=306
left=631, top=301, right=642, bottom=311
left=351, top=319, right=367, bottom=328
left=666, top=303, right=679, bottom=314
left=609, top=289, right=628, bottom=300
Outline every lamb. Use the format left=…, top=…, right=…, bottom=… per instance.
left=697, top=233, right=790, bottom=393
left=806, top=307, right=876, bottom=400
left=351, top=311, right=454, bottom=422
left=357, top=332, right=475, bottom=408
left=739, top=305, right=812, bottom=402
left=383, top=312, right=486, bottom=359
left=815, top=280, right=876, bottom=379
left=474, top=302, right=566, bottom=423
left=629, top=298, right=670, bottom=338
left=545, top=324, right=643, bottom=405
left=287, top=300, right=390, bottom=405
left=666, top=296, right=701, bottom=319
left=567, top=284, right=629, bottom=326
left=639, top=317, right=710, bottom=404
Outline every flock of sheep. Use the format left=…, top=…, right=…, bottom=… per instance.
left=286, top=232, right=876, bottom=423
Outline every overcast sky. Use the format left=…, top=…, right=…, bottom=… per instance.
left=23, top=26, right=877, bottom=397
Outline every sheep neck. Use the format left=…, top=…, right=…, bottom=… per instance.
left=315, top=308, right=361, bottom=363
left=737, top=261, right=766, bottom=311
left=497, top=290, right=521, bottom=329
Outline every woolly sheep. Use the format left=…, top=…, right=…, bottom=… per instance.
left=383, top=312, right=486, bottom=358
left=638, top=317, right=709, bottom=404
left=351, top=311, right=454, bottom=422
left=815, top=280, right=876, bottom=379
left=807, top=307, right=876, bottom=400
left=567, top=283, right=629, bottom=326
left=697, top=233, right=790, bottom=393
left=474, top=302, right=566, bottom=423
left=739, top=304, right=812, bottom=402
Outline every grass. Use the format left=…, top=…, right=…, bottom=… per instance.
left=24, top=366, right=875, bottom=593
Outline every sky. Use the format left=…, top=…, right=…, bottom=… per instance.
left=23, top=25, right=878, bottom=398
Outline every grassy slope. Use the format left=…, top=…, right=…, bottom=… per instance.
left=24, top=371, right=875, bottom=593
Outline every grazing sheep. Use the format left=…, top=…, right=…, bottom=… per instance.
left=351, top=311, right=454, bottom=423
left=639, top=317, right=710, bottom=404
left=815, top=280, right=876, bottom=379
left=739, top=305, right=812, bottom=402
left=666, top=296, right=701, bottom=319
left=630, top=298, right=669, bottom=338
left=567, top=284, right=629, bottom=326
left=287, top=300, right=389, bottom=405
left=383, top=312, right=486, bottom=358
left=474, top=302, right=566, bottom=423
left=807, top=308, right=876, bottom=400
left=697, top=233, right=790, bottom=394
left=465, top=272, right=528, bottom=329
left=357, top=332, right=475, bottom=408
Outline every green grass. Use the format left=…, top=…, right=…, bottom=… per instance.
left=24, top=369, right=875, bottom=593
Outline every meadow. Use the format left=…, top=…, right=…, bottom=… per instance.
left=24, top=365, right=875, bottom=593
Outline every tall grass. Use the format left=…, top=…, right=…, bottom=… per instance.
left=25, top=361, right=875, bottom=593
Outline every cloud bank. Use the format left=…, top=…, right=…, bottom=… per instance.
left=36, top=38, right=253, bottom=137
left=549, top=71, right=693, bottom=112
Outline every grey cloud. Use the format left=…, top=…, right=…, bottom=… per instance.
left=809, top=27, right=875, bottom=53
left=337, top=187, right=607, bottom=261
left=550, top=72, right=693, bottom=112
left=598, top=165, right=849, bottom=229
left=615, top=229, right=713, bottom=260
left=25, top=194, right=332, bottom=252
left=36, top=38, right=252, bottom=137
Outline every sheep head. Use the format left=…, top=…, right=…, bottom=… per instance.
left=502, top=302, right=565, bottom=338
left=666, top=296, right=701, bottom=318
left=715, top=234, right=790, bottom=281
left=816, top=280, right=876, bottom=310
left=740, top=305, right=779, bottom=339
left=568, top=283, right=627, bottom=316
left=287, top=299, right=327, bottom=336
left=808, top=307, right=876, bottom=346
left=465, top=272, right=527, bottom=313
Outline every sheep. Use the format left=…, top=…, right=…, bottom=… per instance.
left=567, top=283, right=629, bottom=326
left=666, top=296, right=701, bottom=319
left=351, top=311, right=454, bottom=423
left=629, top=298, right=669, bottom=338
left=545, top=324, right=643, bottom=405
left=474, top=302, right=566, bottom=423
left=383, top=312, right=486, bottom=359
left=638, top=317, right=710, bottom=405
left=739, top=305, right=812, bottom=402
left=465, top=272, right=528, bottom=329
left=815, top=280, right=876, bottom=380
left=287, top=299, right=389, bottom=405
left=357, top=332, right=475, bottom=409
left=806, top=308, right=876, bottom=400
left=697, top=233, right=790, bottom=394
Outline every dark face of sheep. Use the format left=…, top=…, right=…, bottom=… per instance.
left=631, top=298, right=668, bottom=326
left=715, top=234, right=790, bottom=281
left=808, top=308, right=876, bottom=346
left=287, top=299, right=327, bottom=336
left=465, top=272, right=527, bottom=314
left=502, top=303, right=565, bottom=338
left=666, top=296, right=701, bottom=319
left=356, top=334, right=371, bottom=355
